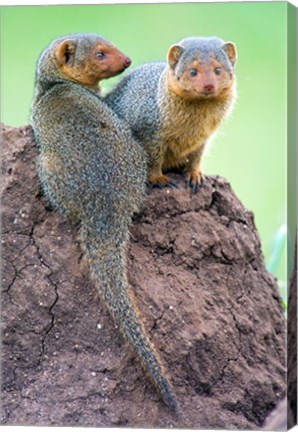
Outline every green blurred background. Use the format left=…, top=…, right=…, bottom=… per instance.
left=0, top=2, right=289, bottom=301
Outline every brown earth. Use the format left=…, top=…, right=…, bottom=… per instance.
left=288, top=240, right=297, bottom=428
left=1, top=123, right=286, bottom=428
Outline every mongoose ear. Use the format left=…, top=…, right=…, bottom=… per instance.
left=55, top=39, right=77, bottom=66
left=222, top=42, right=237, bottom=67
left=167, top=45, right=184, bottom=69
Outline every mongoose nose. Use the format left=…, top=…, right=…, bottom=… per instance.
left=204, top=83, right=215, bottom=92
left=124, top=57, right=132, bottom=68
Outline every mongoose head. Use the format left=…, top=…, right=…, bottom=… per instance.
left=37, top=33, right=132, bottom=90
left=167, top=37, right=237, bottom=101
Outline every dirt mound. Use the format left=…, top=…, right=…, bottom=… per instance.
left=288, top=242, right=297, bottom=428
left=1, top=123, right=286, bottom=428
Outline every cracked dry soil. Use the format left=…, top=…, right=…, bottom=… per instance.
left=1, top=124, right=286, bottom=428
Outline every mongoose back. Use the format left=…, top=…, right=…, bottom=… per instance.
left=31, top=33, right=178, bottom=412
left=105, top=36, right=237, bottom=193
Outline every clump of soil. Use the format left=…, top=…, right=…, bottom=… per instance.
left=1, top=124, right=286, bottom=428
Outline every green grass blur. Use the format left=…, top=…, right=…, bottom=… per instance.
left=0, top=3, right=289, bottom=299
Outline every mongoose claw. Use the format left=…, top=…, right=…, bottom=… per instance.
left=168, top=180, right=178, bottom=189
left=185, top=173, right=204, bottom=194
left=185, top=179, right=191, bottom=189
left=152, top=180, right=178, bottom=189
left=153, top=183, right=164, bottom=190
left=150, top=174, right=178, bottom=190
left=192, top=182, right=200, bottom=194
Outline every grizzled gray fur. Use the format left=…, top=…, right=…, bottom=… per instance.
left=106, top=36, right=237, bottom=193
left=31, top=33, right=178, bottom=412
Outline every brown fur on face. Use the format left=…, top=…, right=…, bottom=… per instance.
left=56, top=39, right=131, bottom=89
left=167, top=57, right=235, bottom=101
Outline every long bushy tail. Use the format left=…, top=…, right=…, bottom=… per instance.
left=80, top=222, right=178, bottom=412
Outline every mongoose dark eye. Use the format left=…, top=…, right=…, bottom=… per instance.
left=189, top=68, right=198, bottom=77
left=95, top=51, right=106, bottom=60
left=214, top=67, right=222, bottom=75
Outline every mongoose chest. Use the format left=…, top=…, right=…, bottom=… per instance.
left=158, top=94, right=228, bottom=168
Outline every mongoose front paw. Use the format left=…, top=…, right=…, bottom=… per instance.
left=185, top=171, right=204, bottom=194
left=150, top=174, right=178, bottom=189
